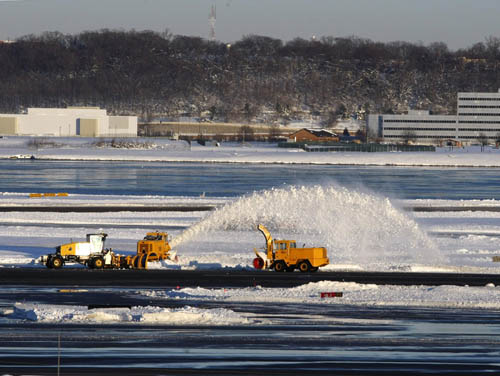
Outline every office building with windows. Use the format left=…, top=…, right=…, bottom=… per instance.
left=367, top=91, right=500, bottom=145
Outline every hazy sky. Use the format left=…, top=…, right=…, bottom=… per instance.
left=0, top=0, right=499, bottom=50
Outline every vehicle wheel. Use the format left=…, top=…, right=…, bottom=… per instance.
left=93, top=257, right=104, bottom=269
left=298, top=261, right=311, bottom=273
left=253, top=257, right=265, bottom=270
left=274, top=261, right=286, bottom=272
left=45, top=257, right=53, bottom=269
left=286, top=266, right=295, bottom=272
left=139, top=254, right=148, bottom=269
left=310, top=267, right=319, bottom=272
left=51, top=256, right=63, bottom=269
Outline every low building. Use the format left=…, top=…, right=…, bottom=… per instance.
left=0, top=107, right=137, bottom=137
left=289, top=128, right=339, bottom=142
left=367, top=90, right=500, bottom=145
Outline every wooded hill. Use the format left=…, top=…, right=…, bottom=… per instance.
left=2, top=30, right=500, bottom=125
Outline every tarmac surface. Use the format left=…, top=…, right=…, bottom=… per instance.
left=2, top=289, right=500, bottom=376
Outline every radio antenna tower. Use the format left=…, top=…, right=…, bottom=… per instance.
left=209, top=4, right=216, bottom=41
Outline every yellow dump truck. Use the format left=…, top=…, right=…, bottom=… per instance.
left=40, top=232, right=176, bottom=270
left=253, top=224, right=329, bottom=272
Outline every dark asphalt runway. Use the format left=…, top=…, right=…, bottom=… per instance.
left=1, top=268, right=500, bottom=287
left=0, top=205, right=216, bottom=212
left=0, top=204, right=499, bottom=212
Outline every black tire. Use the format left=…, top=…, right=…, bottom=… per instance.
left=45, top=257, right=53, bottom=269
left=274, top=261, right=286, bottom=272
left=310, top=267, right=319, bottom=272
left=51, top=256, right=63, bottom=269
left=298, top=260, right=311, bottom=273
left=93, top=257, right=104, bottom=269
left=139, top=254, right=148, bottom=269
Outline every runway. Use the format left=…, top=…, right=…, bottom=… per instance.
left=1, top=268, right=499, bottom=287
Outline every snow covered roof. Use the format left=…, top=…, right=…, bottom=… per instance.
left=291, top=128, right=338, bottom=137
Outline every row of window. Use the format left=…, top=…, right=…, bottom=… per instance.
left=460, top=135, right=499, bottom=139
left=459, top=97, right=500, bottom=101
left=458, top=105, right=500, bottom=108
left=385, top=120, right=500, bottom=125
left=384, top=119, right=456, bottom=123
left=385, top=127, right=500, bottom=132
left=459, top=121, right=500, bottom=124
left=384, top=127, right=456, bottom=131
left=385, top=134, right=500, bottom=139
left=384, top=135, right=456, bottom=139
left=458, top=113, right=500, bottom=116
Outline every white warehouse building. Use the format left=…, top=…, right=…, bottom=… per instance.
left=0, top=107, right=137, bottom=137
left=367, top=90, right=500, bottom=145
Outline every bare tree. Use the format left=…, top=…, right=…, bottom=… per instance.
left=495, top=132, right=500, bottom=148
left=401, top=130, right=417, bottom=145
left=477, top=132, right=489, bottom=151
left=238, top=125, right=255, bottom=142
left=268, top=124, right=281, bottom=142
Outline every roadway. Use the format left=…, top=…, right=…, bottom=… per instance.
left=0, top=205, right=500, bottom=212
left=1, top=268, right=499, bottom=287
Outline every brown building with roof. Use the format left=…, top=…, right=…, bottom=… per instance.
left=289, top=128, right=339, bottom=142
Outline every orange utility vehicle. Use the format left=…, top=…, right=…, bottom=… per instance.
left=253, top=224, right=329, bottom=272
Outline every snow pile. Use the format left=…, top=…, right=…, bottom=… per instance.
left=7, top=303, right=251, bottom=325
left=143, top=281, right=500, bottom=309
left=171, top=185, right=441, bottom=268
left=0, top=250, right=35, bottom=266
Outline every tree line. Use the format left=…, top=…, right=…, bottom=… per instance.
left=1, top=30, right=500, bottom=124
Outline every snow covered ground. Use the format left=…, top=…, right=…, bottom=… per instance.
left=3, top=191, right=500, bottom=324
left=1, top=189, right=500, bottom=274
left=1, top=138, right=500, bottom=325
left=2, top=281, right=500, bottom=325
left=1, top=136, right=500, bottom=166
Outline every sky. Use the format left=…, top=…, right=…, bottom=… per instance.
left=0, top=0, right=499, bottom=50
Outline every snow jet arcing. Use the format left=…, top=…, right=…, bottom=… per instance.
left=171, top=185, right=442, bottom=267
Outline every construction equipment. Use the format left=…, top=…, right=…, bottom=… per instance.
left=120, top=232, right=175, bottom=270
left=40, top=232, right=176, bottom=270
left=40, top=233, right=109, bottom=269
left=253, top=224, right=329, bottom=272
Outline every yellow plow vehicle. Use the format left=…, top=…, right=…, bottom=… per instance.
left=40, top=232, right=176, bottom=270
left=253, top=224, right=329, bottom=272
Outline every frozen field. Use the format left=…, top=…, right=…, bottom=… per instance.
left=1, top=135, right=500, bottom=166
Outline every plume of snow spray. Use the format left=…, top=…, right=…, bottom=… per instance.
left=171, top=185, right=442, bottom=266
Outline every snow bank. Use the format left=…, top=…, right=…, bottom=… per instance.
left=6, top=303, right=251, bottom=325
left=143, top=281, right=500, bottom=309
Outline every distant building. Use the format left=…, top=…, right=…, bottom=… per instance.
left=0, top=107, right=137, bottom=137
left=367, top=90, right=500, bottom=145
left=289, top=128, right=339, bottom=142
